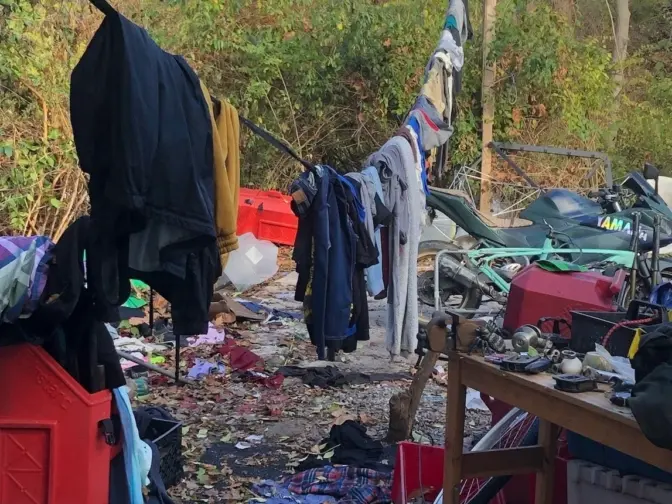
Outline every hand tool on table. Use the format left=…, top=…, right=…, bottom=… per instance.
left=553, top=374, right=598, bottom=393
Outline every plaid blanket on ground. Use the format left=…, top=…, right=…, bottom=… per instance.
left=0, top=236, right=54, bottom=323
left=286, top=466, right=392, bottom=504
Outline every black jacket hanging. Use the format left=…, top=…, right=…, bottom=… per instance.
left=70, top=5, right=218, bottom=335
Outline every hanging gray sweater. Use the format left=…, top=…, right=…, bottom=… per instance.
left=367, top=136, right=422, bottom=357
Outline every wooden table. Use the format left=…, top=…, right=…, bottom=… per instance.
left=443, top=351, right=672, bottom=504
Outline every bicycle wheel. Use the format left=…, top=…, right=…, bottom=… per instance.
left=433, top=409, right=540, bottom=504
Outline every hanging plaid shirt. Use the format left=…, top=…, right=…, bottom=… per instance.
left=285, top=466, right=392, bottom=504
left=0, top=236, right=54, bottom=323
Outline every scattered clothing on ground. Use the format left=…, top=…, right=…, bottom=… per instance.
left=277, top=366, right=410, bottom=389
left=252, top=480, right=337, bottom=504
left=296, top=421, right=391, bottom=474
left=238, top=300, right=303, bottom=320
left=287, top=466, right=392, bottom=504
left=239, top=370, right=285, bottom=389
left=188, top=323, right=226, bottom=346
left=215, top=341, right=265, bottom=371
left=187, top=358, right=226, bottom=380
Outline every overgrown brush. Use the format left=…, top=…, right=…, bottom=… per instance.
left=1, top=0, right=672, bottom=236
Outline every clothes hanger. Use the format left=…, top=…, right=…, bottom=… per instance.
left=88, top=0, right=116, bottom=16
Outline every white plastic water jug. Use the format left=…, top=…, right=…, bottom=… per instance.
left=223, top=233, right=279, bottom=291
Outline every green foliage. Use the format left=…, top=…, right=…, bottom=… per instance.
left=2, top=0, right=672, bottom=235
left=144, top=0, right=447, bottom=186
left=0, top=0, right=91, bottom=235
left=487, top=2, right=613, bottom=144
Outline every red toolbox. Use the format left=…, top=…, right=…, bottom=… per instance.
left=237, top=188, right=298, bottom=246
left=0, top=344, right=113, bottom=504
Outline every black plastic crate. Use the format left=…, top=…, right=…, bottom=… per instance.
left=570, top=310, right=635, bottom=357
left=148, top=418, right=184, bottom=489
left=570, top=301, right=666, bottom=357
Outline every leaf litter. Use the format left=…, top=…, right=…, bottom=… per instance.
left=129, top=256, right=491, bottom=503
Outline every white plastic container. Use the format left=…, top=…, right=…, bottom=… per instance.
left=568, top=459, right=672, bottom=504
left=223, top=233, right=279, bottom=291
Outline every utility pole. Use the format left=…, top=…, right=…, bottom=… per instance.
left=479, top=0, right=496, bottom=214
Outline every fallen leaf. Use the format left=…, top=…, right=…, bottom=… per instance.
left=359, top=413, right=375, bottom=425
left=333, top=413, right=355, bottom=426
left=196, top=468, right=210, bottom=484
left=220, top=432, right=232, bottom=443
left=197, top=429, right=208, bottom=439
left=236, top=442, right=252, bottom=450
left=215, top=311, right=236, bottom=325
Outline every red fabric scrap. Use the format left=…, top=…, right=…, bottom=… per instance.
left=229, top=346, right=264, bottom=371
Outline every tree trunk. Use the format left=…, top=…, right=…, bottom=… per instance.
left=551, top=0, right=574, bottom=24
left=613, top=0, right=631, bottom=98
left=387, top=350, right=441, bottom=442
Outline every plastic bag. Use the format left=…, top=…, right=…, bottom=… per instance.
left=650, top=281, right=672, bottom=309
left=223, top=233, right=279, bottom=291
left=595, top=343, right=635, bottom=382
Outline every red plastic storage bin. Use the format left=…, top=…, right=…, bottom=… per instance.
left=237, top=188, right=298, bottom=246
left=392, top=441, right=507, bottom=504
left=0, top=344, right=113, bottom=504
left=392, top=442, right=444, bottom=503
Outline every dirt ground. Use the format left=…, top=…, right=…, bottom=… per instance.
left=135, top=251, right=491, bottom=503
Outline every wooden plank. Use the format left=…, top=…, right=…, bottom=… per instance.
left=462, top=446, right=545, bottom=478
left=459, top=355, right=672, bottom=473
left=443, top=351, right=466, bottom=504
left=535, top=420, right=560, bottom=504
left=479, top=0, right=497, bottom=214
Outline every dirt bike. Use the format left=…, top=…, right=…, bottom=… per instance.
left=417, top=162, right=672, bottom=325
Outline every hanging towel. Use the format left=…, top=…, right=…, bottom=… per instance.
left=200, top=83, right=241, bottom=268
left=114, top=386, right=148, bottom=504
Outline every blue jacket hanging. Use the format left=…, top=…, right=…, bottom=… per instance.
left=291, top=166, right=355, bottom=359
